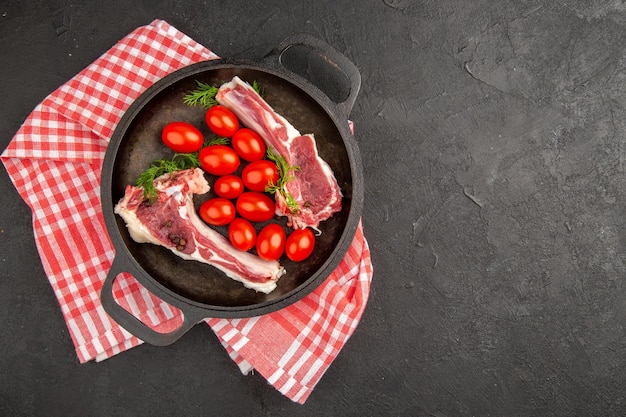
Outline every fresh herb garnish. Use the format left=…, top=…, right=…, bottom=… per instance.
left=183, top=81, right=218, bottom=108
left=206, top=137, right=230, bottom=146
left=136, top=153, right=200, bottom=203
left=183, top=80, right=264, bottom=109
left=265, top=147, right=300, bottom=214
left=252, top=80, right=264, bottom=97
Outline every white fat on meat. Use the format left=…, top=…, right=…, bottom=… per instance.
left=114, top=168, right=285, bottom=293
left=216, top=76, right=342, bottom=230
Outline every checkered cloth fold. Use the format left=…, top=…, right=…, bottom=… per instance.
left=1, top=20, right=372, bottom=403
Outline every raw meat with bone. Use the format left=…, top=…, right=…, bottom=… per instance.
left=216, top=76, right=342, bottom=230
left=114, top=168, right=285, bottom=293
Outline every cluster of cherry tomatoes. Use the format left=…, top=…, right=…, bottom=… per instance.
left=161, top=105, right=315, bottom=262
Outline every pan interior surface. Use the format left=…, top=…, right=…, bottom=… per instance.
left=109, top=66, right=353, bottom=308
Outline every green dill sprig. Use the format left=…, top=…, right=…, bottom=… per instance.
left=265, top=147, right=300, bottom=214
left=183, top=81, right=218, bottom=108
left=136, top=153, right=200, bottom=203
left=252, top=80, right=264, bottom=97
left=206, top=137, right=230, bottom=146
left=183, top=79, right=264, bottom=109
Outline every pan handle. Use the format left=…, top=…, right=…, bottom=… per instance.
left=263, top=33, right=361, bottom=118
left=100, top=255, right=205, bottom=346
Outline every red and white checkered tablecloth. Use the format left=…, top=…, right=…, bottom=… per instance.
left=1, top=20, right=372, bottom=403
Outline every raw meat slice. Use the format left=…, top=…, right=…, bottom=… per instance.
left=114, top=168, right=285, bottom=293
left=216, top=76, right=342, bottom=230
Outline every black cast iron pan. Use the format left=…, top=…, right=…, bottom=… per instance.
left=100, top=34, right=363, bottom=346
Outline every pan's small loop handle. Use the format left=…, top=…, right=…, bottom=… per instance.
left=264, top=33, right=361, bottom=118
left=100, top=256, right=205, bottom=346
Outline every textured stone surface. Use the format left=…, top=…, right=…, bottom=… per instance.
left=2, top=1, right=626, bottom=415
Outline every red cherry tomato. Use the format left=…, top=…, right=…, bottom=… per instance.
left=213, top=175, right=245, bottom=199
left=256, top=223, right=286, bottom=261
left=228, top=218, right=257, bottom=252
left=232, top=128, right=266, bottom=162
left=236, top=191, right=276, bottom=222
left=161, top=122, right=203, bottom=153
left=242, top=160, right=279, bottom=192
left=285, top=228, right=316, bottom=262
left=199, top=145, right=240, bottom=176
left=205, top=105, right=239, bottom=137
left=199, top=198, right=236, bottom=226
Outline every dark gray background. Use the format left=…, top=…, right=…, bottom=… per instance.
left=2, top=1, right=626, bottom=416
